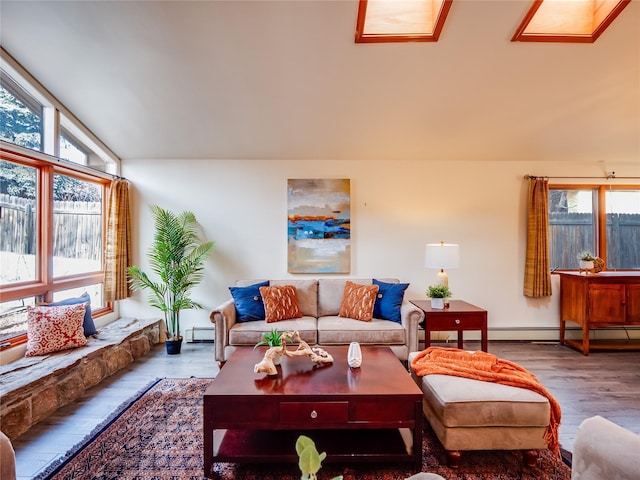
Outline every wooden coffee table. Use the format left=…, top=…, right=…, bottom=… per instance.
left=203, top=345, right=423, bottom=477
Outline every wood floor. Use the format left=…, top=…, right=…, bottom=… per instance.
left=10, top=340, right=640, bottom=479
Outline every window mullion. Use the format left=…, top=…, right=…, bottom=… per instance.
left=40, top=165, right=54, bottom=301
left=42, top=106, right=59, bottom=157
left=597, top=186, right=608, bottom=267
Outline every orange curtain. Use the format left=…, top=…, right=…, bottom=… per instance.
left=523, top=177, right=552, bottom=297
left=104, top=178, right=132, bottom=302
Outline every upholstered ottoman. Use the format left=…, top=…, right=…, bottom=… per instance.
left=408, top=352, right=551, bottom=468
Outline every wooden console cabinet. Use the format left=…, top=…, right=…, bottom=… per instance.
left=558, top=272, right=640, bottom=355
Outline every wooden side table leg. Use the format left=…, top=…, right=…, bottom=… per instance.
left=457, top=331, right=463, bottom=349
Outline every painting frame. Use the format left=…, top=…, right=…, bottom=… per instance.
left=287, top=178, right=351, bottom=274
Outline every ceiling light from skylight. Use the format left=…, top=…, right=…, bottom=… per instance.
left=355, top=0, right=453, bottom=43
left=512, top=0, right=631, bottom=42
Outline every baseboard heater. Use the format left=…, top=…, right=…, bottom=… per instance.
left=185, top=327, right=215, bottom=343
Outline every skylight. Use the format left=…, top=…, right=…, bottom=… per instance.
left=512, top=0, right=631, bottom=42
left=355, top=0, right=453, bottom=43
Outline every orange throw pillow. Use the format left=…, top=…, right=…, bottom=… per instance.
left=259, top=285, right=303, bottom=323
left=339, top=281, right=379, bottom=322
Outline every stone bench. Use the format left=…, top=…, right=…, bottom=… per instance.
left=0, top=317, right=161, bottom=440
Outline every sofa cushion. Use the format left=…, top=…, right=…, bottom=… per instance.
left=229, top=281, right=269, bottom=322
left=317, top=316, right=406, bottom=345
left=373, top=279, right=409, bottom=323
left=260, top=285, right=302, bottom=323
left=271, top=279, right=318, bottom=317
left=420, top=374, right=550, bottom=428
left=46, top=292, right=97, bottom=336
left=228, top=317, right=317, bottom=346
left=25, top=304, right=88, bottom=356
left=339, top=281, right=379, bottom=322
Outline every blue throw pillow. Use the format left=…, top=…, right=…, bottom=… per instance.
left=229, top=281, right=270, bottom=322
left=48, top=292, right=98, bottom=336
left=372, top=279, right=409, bottom=323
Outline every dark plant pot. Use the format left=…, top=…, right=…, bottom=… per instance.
left=165, top=339, right=183, bottom=355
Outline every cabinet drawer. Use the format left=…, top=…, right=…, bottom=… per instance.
left=429, top=314, right=485, bottom=330
left=280, top=402, right=348, bottom=424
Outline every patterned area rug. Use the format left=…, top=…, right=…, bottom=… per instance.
left=35, top=378, right=571, bottom=480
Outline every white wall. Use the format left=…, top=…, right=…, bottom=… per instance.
left=119, top=158, right=640, bottom=341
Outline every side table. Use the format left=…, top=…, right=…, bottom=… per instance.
left=410, top=300, right=488, bottom=352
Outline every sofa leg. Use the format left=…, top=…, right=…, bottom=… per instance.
left=445, top=450, right=461, bottom=468
left=218, top=361, right=226, bottom=369
left=522, top=449, right=539, bottom=467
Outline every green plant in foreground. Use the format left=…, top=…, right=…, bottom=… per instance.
left=578, top=251, right=595, bottom=261
left=254, top=328, right=290, bottom=348
left=295, top=435, right=343, bottom=480
left=426, top=283, right=452, bottom=299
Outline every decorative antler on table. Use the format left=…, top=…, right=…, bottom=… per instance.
left=254, top=330, right=334, bottom=375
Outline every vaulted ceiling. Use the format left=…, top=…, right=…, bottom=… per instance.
left=1, top=0, right=638, bottom=163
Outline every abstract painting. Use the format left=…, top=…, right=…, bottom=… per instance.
left=287, top=179, right=351, bottom=273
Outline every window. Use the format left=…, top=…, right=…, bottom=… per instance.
left=0, top=160, right=38, bottom=285
left=0, top=153, right=109, bottom=346
left=512, top=0, right=631, bottom=43
left=355, top=0, right=453, bottom=43
left=0, top=74, right=42, bottom=151
left=59, top=130, right=89, bottom=165
left=549, top=185, right=640, bottom=271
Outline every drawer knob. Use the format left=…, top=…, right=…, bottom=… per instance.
left=455, top=319, right=461, bottom=325
left=310, top=410, right=318, bottom=419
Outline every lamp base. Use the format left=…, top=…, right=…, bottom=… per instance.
left=437, top=269, right=449, bottom=287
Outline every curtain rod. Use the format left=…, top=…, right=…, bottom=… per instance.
left=524, top=173, right=640, bottom=180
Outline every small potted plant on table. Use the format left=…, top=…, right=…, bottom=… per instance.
left=426, top=284, right=452, bottom=310
left=254, top=328, right=289, bottom=364
left=578, top=252, right=595, bottom=273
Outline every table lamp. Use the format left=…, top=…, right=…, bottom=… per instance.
left=425, top=241, right=460, bottom=288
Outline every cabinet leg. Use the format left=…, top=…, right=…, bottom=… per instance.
left=581, top=325, right=590, bottom=355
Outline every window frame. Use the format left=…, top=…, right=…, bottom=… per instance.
left=0, top=147, right=112, bottom=349
left=550, top=183, right=640, bottom=271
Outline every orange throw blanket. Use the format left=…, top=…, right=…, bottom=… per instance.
left=411, top=347, right=562, bottom=455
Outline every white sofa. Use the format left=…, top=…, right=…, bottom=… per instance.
left=210, top=278, right=423, bottom=363
left=571, top=415, right=639, bottom=480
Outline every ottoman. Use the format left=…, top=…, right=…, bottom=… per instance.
left=409, top=353, right=551, bottom=468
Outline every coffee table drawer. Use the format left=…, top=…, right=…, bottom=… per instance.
left=213, top=399, right=273, bottom=423
left=280, top=401, right=348, bottom=424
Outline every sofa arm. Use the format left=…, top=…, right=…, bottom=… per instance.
left=400, top=300, right=424, bottom=355
left=572, top=415, right=640, bottom=480
left=210, top=298, right=236, bottom=363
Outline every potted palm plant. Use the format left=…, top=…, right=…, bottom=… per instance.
left=128, top=205, right=214, bottom=354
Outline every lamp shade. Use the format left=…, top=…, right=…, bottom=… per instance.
left=425, top=243, right=460, bottom=269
